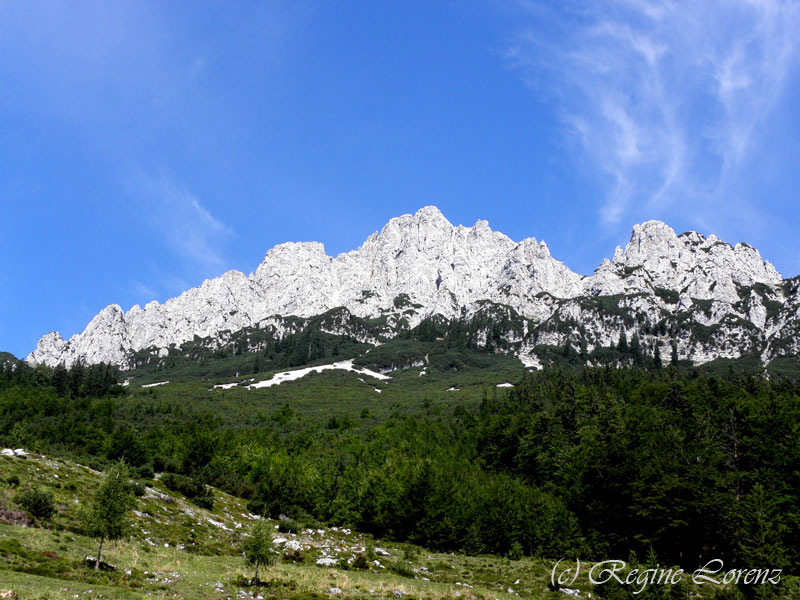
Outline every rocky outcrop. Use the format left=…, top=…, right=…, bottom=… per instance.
left=587, top=221, right=781, bottom=302
left=27, top=207, right=794, bottom=369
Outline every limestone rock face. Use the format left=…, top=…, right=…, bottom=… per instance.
left=29, top=332, right=68, bottom=367
left=27, top=207, right=795, bottom=369
left=586, top=220, right=782, bottom=302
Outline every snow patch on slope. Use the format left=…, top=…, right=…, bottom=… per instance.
left=246, top=360, right=390, bottom=389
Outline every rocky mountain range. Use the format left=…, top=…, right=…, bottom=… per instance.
left=27, top=206, right=800, bottom=370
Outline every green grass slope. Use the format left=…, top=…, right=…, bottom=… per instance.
left=0, top=453, right=568, bottom=599
left=2, top=452, right=780, bottom=600
left=123, top=351, right=527, bottom=429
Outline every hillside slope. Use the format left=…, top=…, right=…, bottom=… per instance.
left=0, top=453, right=596, bottom=599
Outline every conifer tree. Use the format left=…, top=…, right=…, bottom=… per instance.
left=617, top=331, right=628, bottom=353
left=68, top=362, right=86, bottom=397
left=630, top=334, right=642, bottom=363
left=52, top=363, right=68, bottom=396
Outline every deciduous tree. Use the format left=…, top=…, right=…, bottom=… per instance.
left=241, top=519, right=276, bottom=584
left=83, top=462, right=136, bottom=570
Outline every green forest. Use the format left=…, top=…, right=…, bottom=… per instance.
left=1, top=355, right=799, bottom=597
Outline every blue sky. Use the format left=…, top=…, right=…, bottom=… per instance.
left=2, top=0, right=799, bottom=358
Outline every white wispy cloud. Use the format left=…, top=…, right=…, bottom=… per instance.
left=129, top=280, right=157, bottom=300
left=504, top=0, right=800, bottom=225
left=142, top=173, right=234, bottom=273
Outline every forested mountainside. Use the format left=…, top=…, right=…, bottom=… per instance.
left=3, top=354, right=800, bottom=587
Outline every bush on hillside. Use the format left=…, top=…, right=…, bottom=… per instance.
left=161, top=472, right=214, bottom=509
left=15, top=488, right=55, bottom=520
left=277, top=519, right=300, bottom=534
left=161, top=472, right=205, bottom=498
left=192, top=495, right=215, bottom=510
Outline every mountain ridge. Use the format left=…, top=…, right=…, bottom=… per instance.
left=28, top=206, right=797, bottom=369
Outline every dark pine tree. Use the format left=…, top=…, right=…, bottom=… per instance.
left=653, top=344, right=662, bottom=368
left=617, top=331, right=628, bottom=354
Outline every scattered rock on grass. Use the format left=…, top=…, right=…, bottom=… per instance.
left=83, top=556, right=116, bottom=571
left=291, top=540, right=307, bottom=551
left=0, top=509, right=30, bottom=527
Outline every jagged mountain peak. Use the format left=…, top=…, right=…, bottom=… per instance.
left=30, top=332, right=67, bottom=367
left=625, top=220, right=680, bottom=254
left=589, top=220, right=783, bottom=300
left=631, top=218, right=676, bottom=234
left=372, top=206, right=453, bottom=239
left=412, top=204, right=451, bottom=222
left=96, top=304, right=125, bottom=318
left=371, top=206, right=511, bottom=247
left=26, top=207, right=797, bottom=369
left=515, top=236, right=548, bottom=255
left=625, top=221, right=780, bottom=274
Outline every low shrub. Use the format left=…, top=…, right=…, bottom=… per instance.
left=153, top=455, right=180, bottom=474
left=134, top=463, right=155, bottom=480
left=389, top=561, right=415, bottom=578
left=277, top=519, right=300, bottom=534
left=161, top=472, right=205, bottom=498
left=283, top=548, right=305, bottom=562
left=246, top=499, right=267, bottom=516
left=192, top=495, right=215, bottom=510
left=14, top=488, right=55, bottom=519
